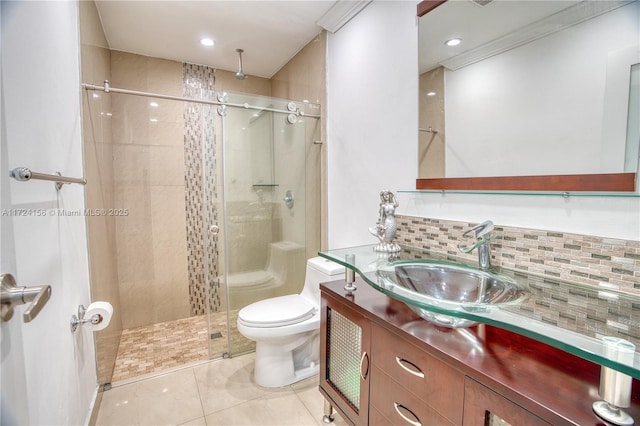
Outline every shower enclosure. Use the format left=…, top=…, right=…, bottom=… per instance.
left=203, top=90, right=316, bottom=358
left=83, top=78, right=320, bottom=385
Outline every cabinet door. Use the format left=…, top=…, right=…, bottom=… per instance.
left=320, top=293, right=371, bottom=426
left=463, top=377, right=552, bottom=426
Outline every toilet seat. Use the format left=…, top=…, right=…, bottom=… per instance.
left=238, top=294, right=316, bottom=328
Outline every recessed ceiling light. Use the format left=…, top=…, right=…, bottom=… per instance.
left=445, top=38, right=462, bottom=47
left=200, top=38, right=215, bottom=47
left=149, top=102, right=159, bottom=108
left=427, top=91, right=437, bottom=97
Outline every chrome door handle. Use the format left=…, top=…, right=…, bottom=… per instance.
left=1, top=273, right=52, bottom=322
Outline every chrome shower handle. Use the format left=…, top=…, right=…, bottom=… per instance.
left=1, top=273, right=52, bottom=322
left=283, top=190, right=294, bottom=209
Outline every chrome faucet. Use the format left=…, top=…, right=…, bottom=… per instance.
left=458, top=220, right=495, bottom=270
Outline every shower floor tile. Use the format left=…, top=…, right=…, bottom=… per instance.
left=112, top=311, right=248, bottom=383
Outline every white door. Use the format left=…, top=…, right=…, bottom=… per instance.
left=0, top=1, right=97, bottom=425
left=1, top=4, right=29, bottom=418
left=0, top=167, right=30, bottom=426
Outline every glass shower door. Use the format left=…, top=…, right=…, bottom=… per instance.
left=214, top=92, right=310, bottom=357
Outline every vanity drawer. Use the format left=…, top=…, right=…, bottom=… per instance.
left=371, top=324, right=464, bottom=425
left=371, top=365, right=456, bottom=426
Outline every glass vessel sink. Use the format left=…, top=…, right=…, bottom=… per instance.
left=375, top=260, right=528, bottom=328
left=319, top=245, right=640, bottom=379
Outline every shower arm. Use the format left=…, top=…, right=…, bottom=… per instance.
left=236, top=48, right=246, bottom=80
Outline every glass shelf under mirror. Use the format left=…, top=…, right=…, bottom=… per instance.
left=319, top=244, right=640, bottom=379
left=400, top=189, right=640, bottom=198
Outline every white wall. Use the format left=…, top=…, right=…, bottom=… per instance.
left=1, top=1, right=97, bottom=425
left=327, top=1, right=640, bottom=243
left=327, top=0, right=418, bottom=248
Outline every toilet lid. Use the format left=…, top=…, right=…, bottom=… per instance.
left=238, top=295, right=316, bottom=328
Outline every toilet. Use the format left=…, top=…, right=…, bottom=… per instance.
left=237, top=256, right=344, bottom=388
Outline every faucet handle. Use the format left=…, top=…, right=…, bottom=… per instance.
left=463, top=220, right=494, bottom=240
left=459, top=220, right=495, bottom=254
left=458, top=233, right=496, bottom=251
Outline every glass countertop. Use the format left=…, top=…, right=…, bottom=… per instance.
left=319, top=245, right=640, bottom=379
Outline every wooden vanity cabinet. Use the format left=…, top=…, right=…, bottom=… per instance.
left=319, top=278, right=640, bottom=426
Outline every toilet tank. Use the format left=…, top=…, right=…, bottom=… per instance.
left=301, top=257, right=344, bottom=304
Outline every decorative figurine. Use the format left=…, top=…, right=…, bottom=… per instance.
left=369, top=190, right=401, bottom=253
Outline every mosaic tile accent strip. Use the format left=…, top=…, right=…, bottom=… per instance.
left=396, top=215, right=640, bottom=347
left=396, top=215, right=640, bottom=295
left=183, top=63, right=221, bottom=315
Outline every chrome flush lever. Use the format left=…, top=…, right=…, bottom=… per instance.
left=1, top=273, right=52, bottom=322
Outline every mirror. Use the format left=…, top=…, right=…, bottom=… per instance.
left=417, top=0, right=640, bottom=191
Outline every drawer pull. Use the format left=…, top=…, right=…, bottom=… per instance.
left=360, top=351, right=369, bottom=380
left=394, top=402, right=422, bottom=426
left=395, top=356, right=425, bottom=379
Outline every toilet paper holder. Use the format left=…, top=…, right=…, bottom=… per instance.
left=70, top=304, right=104, bottom=333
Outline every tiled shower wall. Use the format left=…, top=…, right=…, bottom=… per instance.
left=396, top=215, right=640, bottom=294
left=109, top=51, right=191, bottom=329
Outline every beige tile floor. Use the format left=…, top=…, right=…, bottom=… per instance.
left=96, top=352, right=347, bottom=426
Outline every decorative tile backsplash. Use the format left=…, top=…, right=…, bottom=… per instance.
left=396, top=215, right=640, bottom=295
left=396, top=215, right=640, bottom=347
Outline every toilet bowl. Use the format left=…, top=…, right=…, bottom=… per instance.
left=228, top=241, right=305, bottom=310
left=237, top=256, right=344, bottom=388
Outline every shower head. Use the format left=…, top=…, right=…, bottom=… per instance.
left=235, top=48, right=246, bottom=80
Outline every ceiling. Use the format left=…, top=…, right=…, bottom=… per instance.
left=418, top=0, right=583, bottom=73
left=95, top=0, right=356, bottom=78
left=95, top=1, right=601, bottom=79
